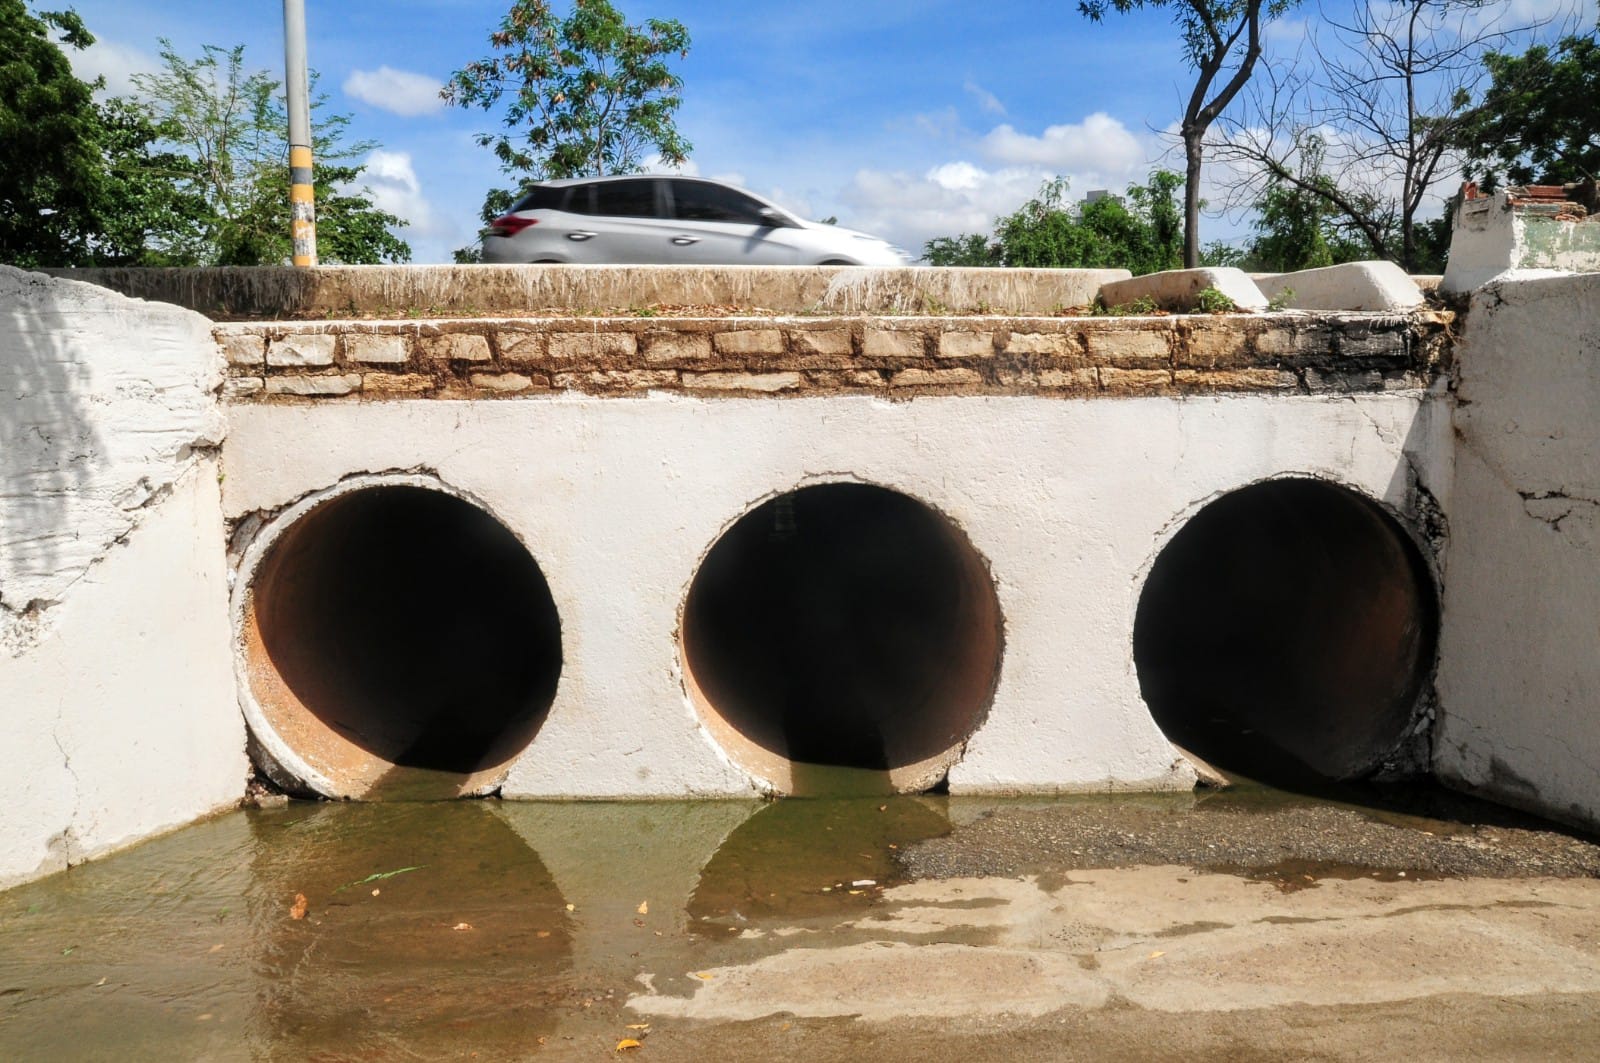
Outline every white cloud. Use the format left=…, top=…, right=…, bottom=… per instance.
left=979, top=112, right=1146, bottom=174
left=63, top=36, right=158, bottom=96
left=356, top=149, right=438, bottom=232
left=963, top=79, right=1007, bottom=116
left=343, top=66, right=445, bottom=117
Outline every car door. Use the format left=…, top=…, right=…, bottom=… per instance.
left=560, top=178, right=674, bottom=263
left=663, top=180, right=802, bottom=265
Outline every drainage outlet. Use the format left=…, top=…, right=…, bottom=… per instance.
left=681, top=483, right=1004, bottom=795
left=238, top=482, right=562, bottom=799
left=1134, top=478, right=1438, bottom=783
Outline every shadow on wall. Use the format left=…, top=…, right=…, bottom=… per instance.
left=0, top=268, right=104, bottom=628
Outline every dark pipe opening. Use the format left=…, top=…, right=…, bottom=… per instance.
left=681, top=483, right=1002, bottom=787
left=249, top=486, right=561, bottom=790
left=1133, top=478, right=1438, bottom=783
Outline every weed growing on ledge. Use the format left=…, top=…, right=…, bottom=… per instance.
left=1266, top=287, right=1295, bottom=312
left=1195, top=287, right=1238, bottom=313
left=1093, top=295, right=1162, bottom=316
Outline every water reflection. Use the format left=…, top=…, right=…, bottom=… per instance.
left=0, top=796, right=957, bottom=1059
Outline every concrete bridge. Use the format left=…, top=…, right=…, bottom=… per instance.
left=3, top=194, right=1597, bottom=889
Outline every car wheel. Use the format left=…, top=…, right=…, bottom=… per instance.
left=817, top=259, right=854, bottom=266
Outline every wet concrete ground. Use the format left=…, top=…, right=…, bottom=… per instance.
left=2, top=784, right=1598, bottom=1061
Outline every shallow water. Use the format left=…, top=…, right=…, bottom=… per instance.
left=1, top=786, right=1591, bottom=1060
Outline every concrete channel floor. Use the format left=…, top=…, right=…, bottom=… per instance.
left=1, top=785, right=1598, bottom=1061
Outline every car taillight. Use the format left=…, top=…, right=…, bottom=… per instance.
left=490, top=215, right=538, bottom=236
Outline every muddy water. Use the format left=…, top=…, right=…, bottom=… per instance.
left=2, top=787, right=1597, bottom=1061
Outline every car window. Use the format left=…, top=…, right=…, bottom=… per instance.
left=591, top=179, right=662, bottom=218
left=562, top=185, right=595, bottom=215
left=670, top=181, right=772, bottom=225
left=508, top=186, right=564, bottom=212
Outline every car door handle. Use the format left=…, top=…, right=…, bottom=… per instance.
left=670, top=236, right=700, bottom=245
left=567, top=231, right=597, bottom=241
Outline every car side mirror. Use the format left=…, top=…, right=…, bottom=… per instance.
left=757, top=207, right=783, bottom=227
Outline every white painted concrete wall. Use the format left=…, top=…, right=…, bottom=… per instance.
left=0, top=267, right=244, bottom=890
left=223, top=389, right=1451, bottom=798
left=1437, top=272, right=1600, bottom=830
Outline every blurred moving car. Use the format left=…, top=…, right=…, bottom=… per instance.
left=479, top=176, right=910, bottom=266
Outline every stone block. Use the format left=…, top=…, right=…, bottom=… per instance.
left=683, top=371, right=802, bottom=393
left=1256, top=261, right=1424, bottom=312
left=267, top=333, right=336, bottom=368
left=1176, top=322, right=1254, bottom=369
left=1174, top=368, right=1300, bottom=391
left=222, top=376, right=264, bottom=399
left=805, top=370, right=885, bottom=389
left=554, top=370, right=676, bottom=391
left=342, top=333, right=410, bottom=365
left=1037, top=368, right=1100, bottom=390
left=861, top=328, right=926, bottom=359
left=1084, top=327, right=1172, bottom=367
left=470, top=372, right=535, bottom=392
left=713, top=329, right=785, bottom=357
left=1098, top=368, right=1173, bottom=393
left=1098, top=267, right=1268, bottom=313
left=496, top=330, right=549, bottom=363
left=421, top=333, right=491, bottom=362
left=220, top=333, right=266, bottom=367
left=362, top=372, right=434, bottom=395
left=789, top=328, right=854, bottom=357
left=889, top=367, right=983, bottom=388
left=1001, top=332, right=1077, bottom=359
left=937, top=331, right=996, bottom=359
left=643, top=331, right=713, bottom=364
left=550, top=332, right=638, bottom=361
left=265, top=374, right=361, bottom=397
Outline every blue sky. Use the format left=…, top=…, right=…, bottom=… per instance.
left=57, top=0, right=1596, bottom=263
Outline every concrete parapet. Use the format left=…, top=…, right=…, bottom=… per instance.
left=1442, top=188, right=1600, bottom=293
left=1256, top=261, right=1425, bottom=312
left=50, top=264, right=1130, bottom=319
left=1098, top=267, right=1268, bottom=313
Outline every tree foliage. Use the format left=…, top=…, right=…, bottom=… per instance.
left=0, top=1, right=109, bottom=265
left=924, top=172, right=1185, bottom=274
left=1079, top=0, right=1294, bottom=267
left=130, top=42, right=410, bottom=265
left=1216, top=0, right=1559, bottom=271
left=1458, top=28, right=1600, bottom=186
left=443, top=0, right=691, bottom=189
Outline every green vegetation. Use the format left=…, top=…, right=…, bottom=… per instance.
left=0, top=2, right=408, bottom=267
left=924, top=171, right=1183, bottom=275
left=444, top=0, right=692, bottom=230
left=1194, top=285, right=1237, bottom=313
left=1458, top=28, right=1600, bottom=188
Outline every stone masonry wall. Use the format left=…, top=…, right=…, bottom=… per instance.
left=215, top=311, right=1454, bottom=403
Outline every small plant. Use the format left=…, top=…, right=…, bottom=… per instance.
left=633, top=305, right=660, bottom=318
left=1194, top=286, right=1238, bottom=313
left=1266, top=286, right=1295, bottom=312
left=1092, top=294, right=1161, bottom=316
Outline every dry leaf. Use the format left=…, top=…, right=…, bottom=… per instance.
left=371, top=889, right=380, bottom=897
left=1148, top=950, right=1165, bottom=959
left=289, top=893, right=308, bottom=920
left=452, top=922, right=474, bottom=931
left=693, top=971, right=715, bottom=980
left=615, top=1039, right=642, bottom=1052
left=627, top=1024, right=650, bottom=1031
left=566, top=904, right=576, bottom=912
left=637, top=901, right=649, bottom=915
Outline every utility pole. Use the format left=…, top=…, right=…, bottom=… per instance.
left=283, top=0, right=317, bottom=266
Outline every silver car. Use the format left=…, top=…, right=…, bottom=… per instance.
left=479, top=176, right=910, bottom=266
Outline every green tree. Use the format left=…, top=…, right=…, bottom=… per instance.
left=1238, top=136, right=1369, bottom=272
left=989, top=172, right=1185, bottom=274
left=0, top=1, right=107, bottom=266
left=1458, top=29, right=1600, bottom=187
left=128, top=41, right=410, bottom=264
left=443, top=0, right=691, bottom=218
left=1079, top=0, right=1294, bottom=267
left=922, top=233, right=1000, bottom=266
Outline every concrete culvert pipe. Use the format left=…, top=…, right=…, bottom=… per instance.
left=1133, top=478, right=1438, bottom=783
left=681, top=483, right=1004, bottom=795
left=239, top=482, right=562, bottom=799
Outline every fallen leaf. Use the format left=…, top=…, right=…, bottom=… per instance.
left=208, top=944, right=224, bottom=954
left=537, top=930, right=551, bottom=938
left=452, top=923, right=474, bottom=931
left=94, top=977, right=107, bottom=987
left=851, top=879, right=876, bottom=887
left=693, top=971, right=715, bottom=980
left=626, top=1024, right=650, bottom=1031
left=615, top=1039, right=642, bottom=1052
left=290, top=894, right=308, bottom=920
left=371, top=889, right=381, bottom=897
left=1148, top=950, right=1165, bottom=959
left=637, top=901, right=649, bottom=915
left=566, top=904, right=576, bottom=912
